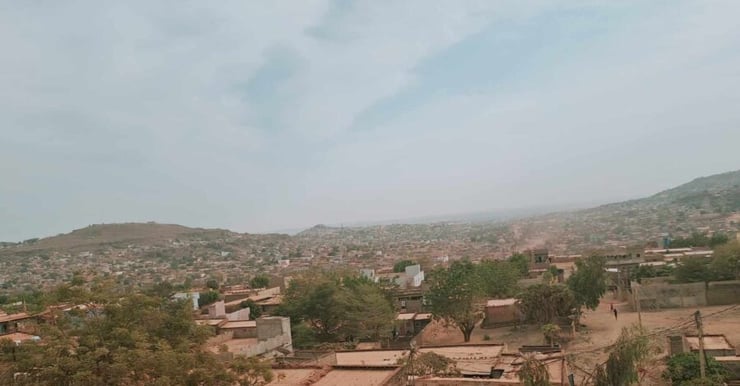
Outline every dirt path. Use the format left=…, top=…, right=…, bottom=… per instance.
left=419, top=297, right=740, bottom=384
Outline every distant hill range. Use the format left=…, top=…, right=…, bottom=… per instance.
left=297, top=169, right=740, bottom=250
left=2, top=222, right=237, bottom=254
left=3, top=169, right=739, bottom=254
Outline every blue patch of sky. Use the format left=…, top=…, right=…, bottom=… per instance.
left=349, top=5, right=643, bottom=133
left=241, top=45, right=304, bottom=131
left=305, top=0, right=357, bottom=42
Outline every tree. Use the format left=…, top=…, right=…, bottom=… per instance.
left=541, top=324, right=560, bottom=347
left=229, top=356, right=274, bottom=386
left=240, top=299, right=262, bottom=318
left=427, top=260, right=485, bottom=342
left=518, top=284, right=576, bottom=324
left=517, top=354, right=551, bottom=386
left=567, top=256, right=606, bottom=314
left=399, top=350, right=460, bottom=377
left=594, top=325, right=658, bottom=386
left=206, top=277, right=219, bottom=290
left=674, top=258, right=713, bottom=283
left=0, top=287, right=243, bottom=385
left=663, top=352, right=728, bottom=385
left=478, top=260, right=521, bottom=298
left=393, top=259, right=416, bottom=273
left=509, top=253, right=530, bottom=277
left=199, top=290, right=220, bottom=308
left=250, top=274, right=270, bottom=289
left=278, top=270, right=394, bottom=343
left=710, top=240, right=740, bottom=281
left=341, top=279, right=395, bottom=340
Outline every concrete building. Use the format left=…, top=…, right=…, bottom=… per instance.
left=172, top=291, right=200, bottom=311
left=482, top=299, right=521, bottom=328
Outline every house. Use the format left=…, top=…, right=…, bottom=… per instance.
left=0, top=312, right=36, bottom=335
left=526, top=248, right=551, bottom=271
left=377, top=264, right=425, bottom=289
left=360, top=268, right=379, bottom=283
left=172, top=291, right=200, bottom=311
left=0, top=332, right=40, bottom=345
left=393, top=286, right=427, bottom=313
left=219, top=320, right=257, bottom=339
left=482, top=298, right=522, bottom=328
left=669, top=334, right=737, bottom=358
left=279, top=344, right=569, bottom=385
left=404, top=264, right=425, bottom=288
left=394, top=312, right=432, bottom=338
left=211, top=316, right=293, bottom=358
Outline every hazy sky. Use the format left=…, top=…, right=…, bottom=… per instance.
left=2, top=1, right=740, bottom=241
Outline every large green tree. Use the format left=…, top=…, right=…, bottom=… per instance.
left=567, top=256, right=607, bottom=320
left=518, top=284, right=576, bottom=324
left=710, top=240, right=740, bottom=281
left=0, top=285, right=271, bottom=385
left=250, top=274, right=270, bottom=289
left=278, top=270, right=394, bottom=343
left=508, top=253, right=530, bottom=277
left=674, top=258, right=713, bottom=283
left=427, top=260, right=485, bottom=342
left=478, top=260, right=521, bottom=298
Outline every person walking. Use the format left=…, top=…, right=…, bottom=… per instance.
left=613, top=308, right=618, bottom=320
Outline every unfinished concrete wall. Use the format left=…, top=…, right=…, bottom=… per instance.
left=227, top=308, right=251, bottom=321
left=482, top=305, right=522, bottom=328
left=631, top=281, right=706, bottom=310
left=206, top=330, right=234, bottom=346
left=208, top=301, right=226, bottom=318
left=257, top=316, right=289, bottom=340
left=632, top=280, right=740, bottom=310
left=706, top=280, right=740, bottom=306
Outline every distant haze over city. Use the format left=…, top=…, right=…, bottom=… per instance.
left=2, top=1, right=740, bottom=241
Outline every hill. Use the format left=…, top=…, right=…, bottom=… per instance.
left=4, top=222, right=237, bottom=253
left=509, top=169, right=740, bottom=252
left=295, top=169, right=740, bottom=254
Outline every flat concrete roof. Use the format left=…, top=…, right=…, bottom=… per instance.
left=195, top=319, right=224, bottom=327
left=313, top=368, right=398, bottom=386
left=221, top=320, right=257, bottom=329
left=414, top=313, right=432, bottom=320
left=0, top=312, right=32, bottom=323
left=267, top=369, right=316, bottom=385
left=686, top=335, right=734, bottom=351
left=487, top=299, right=517, bottom=307
left=0, top=332, right=39, bottom=343
left=335, top=350, right=406, bottom=367
left=396, top=313, right=416, bottom=320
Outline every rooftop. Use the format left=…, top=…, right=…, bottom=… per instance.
left=487, top=299, right=518, bottom=307
left=312, top=368, right=399, bottom=386
left=685, top=335, right=735, bottom=351
left=221, top=320, right=257, bottom=329
left=0, top=312, right=33, bottom=323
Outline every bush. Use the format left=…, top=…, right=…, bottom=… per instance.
left=663, top=352, right=728, bottom=385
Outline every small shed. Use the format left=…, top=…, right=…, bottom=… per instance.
left=685, top=335, right=736, bottom=358
left=482, top=298, right=521, bottom=328
left=219, top=320, right=257, bottom=339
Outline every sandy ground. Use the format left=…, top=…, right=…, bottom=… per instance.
left=419, top=297, right=740, bottom=385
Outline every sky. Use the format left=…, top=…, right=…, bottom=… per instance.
left=2, top=0, right=740, bottom=241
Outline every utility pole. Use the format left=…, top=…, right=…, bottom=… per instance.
left=635, top=285, right=642, bottom=328
left=693, top=310, right=706, bottom=380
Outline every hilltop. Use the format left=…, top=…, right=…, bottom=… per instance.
left=3, top=222, right=238, bottom=253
